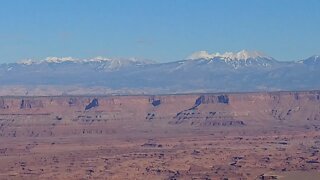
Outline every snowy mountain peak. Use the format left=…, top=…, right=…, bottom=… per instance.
left=310, top=55, right=320, bottom=60
left=188, top=50, right=272, bottom=61
left=299, top=55, right=320, bottom=65
left=45, top=57, right=77, bottom=63
left=19, top=59, right=35, bottom=65
left=89, top=56, right=113, bottom=62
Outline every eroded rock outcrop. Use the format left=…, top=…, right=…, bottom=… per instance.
left=0, top=98, right=9, bottom=109
left=193, top=94, right=229, bottom=108
left=149, top=96, right=161, bottom=107
left=85, top=98, right=99, bottom=110
left=20, top=99, right=44, bottom=109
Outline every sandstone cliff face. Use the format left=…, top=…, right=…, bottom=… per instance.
left=0, top=91, right=319, bottom=137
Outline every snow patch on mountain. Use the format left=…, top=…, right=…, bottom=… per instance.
left=188, top=50, right=272, bottom=61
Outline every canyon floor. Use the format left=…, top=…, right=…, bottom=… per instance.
left=0, top=91, right=320, bottom=179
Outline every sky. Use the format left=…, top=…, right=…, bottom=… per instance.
left=0, top=0, right=320, bottom=63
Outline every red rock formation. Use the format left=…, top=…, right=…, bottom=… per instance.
left=0, top=91, right=318, bottom=138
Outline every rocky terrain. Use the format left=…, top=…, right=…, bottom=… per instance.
left=0, top=91, right=320, bottom=179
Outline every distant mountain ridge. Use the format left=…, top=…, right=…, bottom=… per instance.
left=0, top=50, right=319, bottom=95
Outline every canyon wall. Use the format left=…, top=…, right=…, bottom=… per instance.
left=0, top=91, right=320, bottom=138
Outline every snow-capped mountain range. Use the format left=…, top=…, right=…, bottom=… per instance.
left=188, top=50, right=272, bottom=60
left=186, top=50, right=278, bottom=69
left=18, top=56, right=155, bottom=70
left=0, top=50, right=319, bottom=94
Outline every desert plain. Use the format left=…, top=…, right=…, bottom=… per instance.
left=0, top=91, right=320, bottom=179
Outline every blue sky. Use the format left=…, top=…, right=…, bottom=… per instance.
left=0, top=0, right=319, bottom=63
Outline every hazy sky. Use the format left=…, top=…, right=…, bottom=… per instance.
left=0, top=0, right=320, bottom=63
